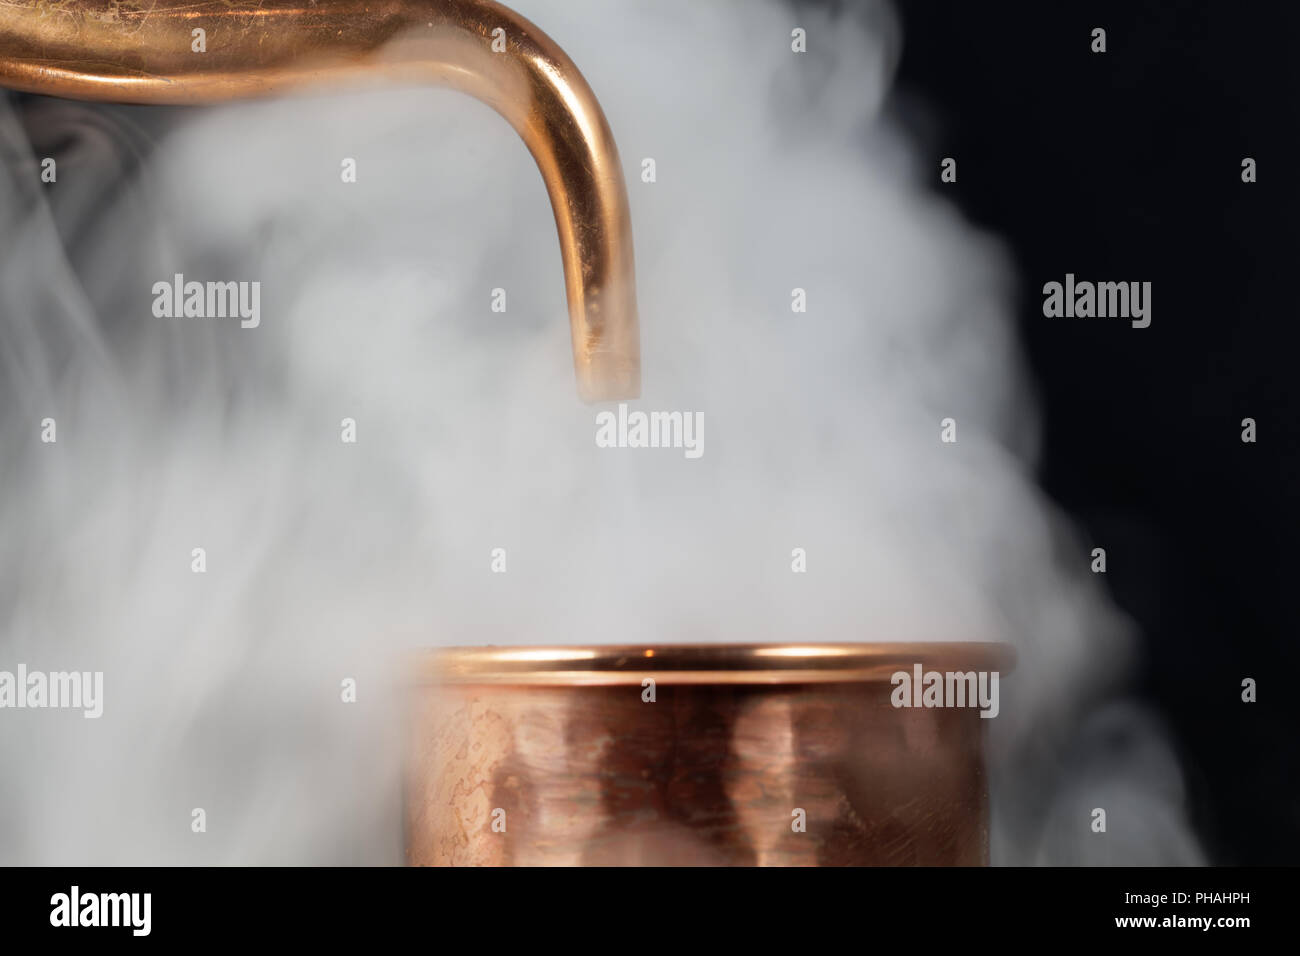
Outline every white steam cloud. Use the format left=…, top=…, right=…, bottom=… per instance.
left=0, top=0, right=1201, bottom=864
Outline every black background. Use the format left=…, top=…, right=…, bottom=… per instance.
left=879, top=0, right=1298, bottom=863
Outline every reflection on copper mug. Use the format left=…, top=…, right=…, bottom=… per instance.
left=406, top=643, right=1013, bottom=865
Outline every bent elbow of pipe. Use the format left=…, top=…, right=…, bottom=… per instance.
left=0, top=0, right=642, bottom=402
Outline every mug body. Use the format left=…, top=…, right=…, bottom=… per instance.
left=405, top=643, right=1011, bottom=865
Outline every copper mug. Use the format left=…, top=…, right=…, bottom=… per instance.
left=406, top=643, right=1012, bottom=865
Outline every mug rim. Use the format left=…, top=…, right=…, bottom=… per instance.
left=410, top=641, right=1015, bottom=686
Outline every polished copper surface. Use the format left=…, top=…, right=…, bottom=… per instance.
left=407, top=643, right=1013, bottom=865
left=0, top=0, right=641, bottom=401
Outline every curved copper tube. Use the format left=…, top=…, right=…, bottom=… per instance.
left=0, top=0, right=640, bottom=402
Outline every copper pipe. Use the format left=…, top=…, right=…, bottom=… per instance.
left=407, top=643, right=1014, bottom=865
left=0, top=0, right=640, bottom=401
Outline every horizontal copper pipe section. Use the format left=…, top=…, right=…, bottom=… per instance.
left=407, top=642, right=1013, bottom=865
left=0, top=0, right=640, bottom=401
